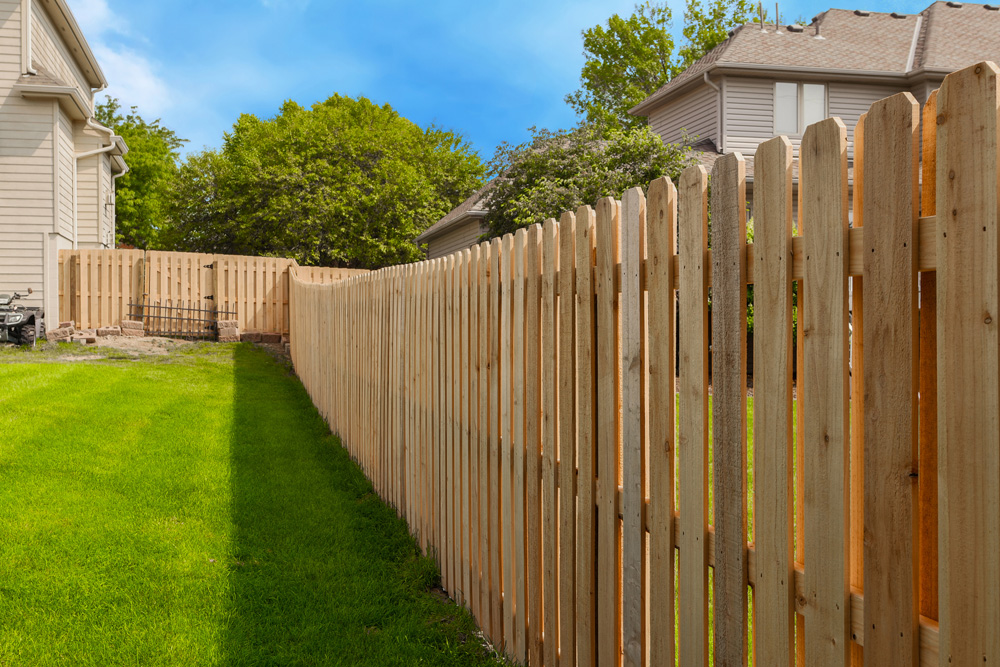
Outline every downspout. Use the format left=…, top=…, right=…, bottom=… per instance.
left=704, top=72, right=723, bottom=153
left=74, top=118, right=118, bottom=159
left=24, top=0, right=37, bottom=75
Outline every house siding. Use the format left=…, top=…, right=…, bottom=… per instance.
left=724, top=76, right=784, bottom=156
left=424, top=217, right=486, bottom=260
left=828, top=81, right=906, bottom=152
left=31, top=0, right=90, bottom=101
left=649, top=83, right=717, bottom=146
left=56, top=104, right=73, bottom=238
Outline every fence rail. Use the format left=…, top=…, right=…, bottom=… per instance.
left=288, top=62, right=1000, bottom=666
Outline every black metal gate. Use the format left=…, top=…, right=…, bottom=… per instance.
left=127, top=300, right=238, bottom=340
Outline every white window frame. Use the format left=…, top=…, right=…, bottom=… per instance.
left=773, top=82, right=828, bottom=136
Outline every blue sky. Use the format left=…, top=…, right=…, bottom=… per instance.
left=65, top=0, right=928, bottom=163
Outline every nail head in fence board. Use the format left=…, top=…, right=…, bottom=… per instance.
left=646, top=176, right=677, bottom=667
left=501, top=233, right=515, bottom=657
left=541, top=219, right=559, bottom=667
left=936, top=61, right=1000, bottom=665
left=753, top=135, right=796, bottom=667
left=801, top=117, right=851, bottom=667
left=621, top=187, right=646, bottom=667
left=710, top=153, right=749, bottom=667
left=595, top=196, right=622, bottom=667
left=557, top=211, right=577, bottom=667
left=490, top=237, right=504, bottom=645
left=849, top=113, right=867, bottom=667
left=917, top=90, right=939, bottom=623
left=479, top=241, right=493, bottom=639
left=575, top=205, right=598, bottom=667
left=862, top=90, right=920, bottom=667
left=525, top=225, right=543, bottom=665
left=678, top=165, right=710, bottom=667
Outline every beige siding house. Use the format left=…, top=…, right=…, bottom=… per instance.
left=631, top=2, right=1000, bottom=206
left=415, top=185, right=490, bottom=260
left=0, top=0, right=127, bottom=318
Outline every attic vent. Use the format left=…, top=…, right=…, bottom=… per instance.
left=787, top=24, right=804, bottom=31
left=986, top=4, right=999, bottom=9
left=854, top=9, right=870, bottom=16
left=891, top=11, right=907, bottom=17
left=728, top=29, right=735, bottom=37
left=946, top=1, right=962, bottom=6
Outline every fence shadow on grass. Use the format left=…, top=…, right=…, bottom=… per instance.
left=225, top=344, right=498, bottom=666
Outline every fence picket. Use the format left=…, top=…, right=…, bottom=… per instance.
left=710, top=152, right=748, bottom=666
left=936, top=61, right=1000, bottom=665
left=678, top=165, right=710, bottom=667
left=556, top=211, right=576, bottom=667
left=753, top=136, right=796, bottom=667
left=575, top=205, right=598, bottom=667
left=621, top=187, right=645, bottom=667
left=647, top=176, right=677, bottom=667
left=801, top=117, right=851, bottom=667
left=862, top=91, right=920, bottom=666
left=541, top=218, right=559, bottom=667
left=595, top=196, right=622, bottom=667
left=524, top=225, right=543, bottom=665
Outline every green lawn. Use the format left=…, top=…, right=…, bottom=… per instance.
left=0, top=343, right=504, bottom=666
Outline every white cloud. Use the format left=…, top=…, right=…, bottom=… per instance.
left=66, top=0, right=170, bottom=115
left=92, top=44, right=171, bottom=116
left=65, top=0, right=125, bottom=39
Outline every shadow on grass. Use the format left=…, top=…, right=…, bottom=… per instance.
left=226, top=345, right=500, bottom=666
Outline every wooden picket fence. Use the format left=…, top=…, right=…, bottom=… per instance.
left=288, top=62, right=1000, bottom=666
left=58, top=249, right=364, bottom=333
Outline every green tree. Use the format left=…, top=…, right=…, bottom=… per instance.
left=483, top=124, right=692, bottom=240
left=678, top=0, right=757, bottom=69
left=567, top=0, right=760, bottom=132
left=564, top=2, right=676, bottom=133
left=95, top=97, right=185, bottom=248
left=164, top=95, right=485, bottom=269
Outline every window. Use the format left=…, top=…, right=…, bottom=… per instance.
left=774, top=82, right=827, bottom=135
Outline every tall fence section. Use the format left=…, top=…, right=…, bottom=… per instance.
left=58, top=249, right=366, bottom=333
left=289, top=62, right=1000, bottom=666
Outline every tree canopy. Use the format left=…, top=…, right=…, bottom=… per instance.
left=96, top=97, right=186, bottom=249
left=566, top=0, right=759, bottom=132
left=162, top=95, right=485, bottom=269
left=483, top=123, right=692, bottom=240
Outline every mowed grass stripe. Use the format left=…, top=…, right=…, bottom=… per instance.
left=0, top=344, right=505, bottom=667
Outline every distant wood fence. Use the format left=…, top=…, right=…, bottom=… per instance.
left=58, top=249, right=366, bottom=333
left=288, top=63, right=1000, bottom=666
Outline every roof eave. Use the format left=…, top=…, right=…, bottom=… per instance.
left=40, top=0, right=107, bottom=89
left=635, top=62, right=919, bottom=117
left=629, top=71, right=712, bottom=117
left=14, top=82, right=90, bottom=119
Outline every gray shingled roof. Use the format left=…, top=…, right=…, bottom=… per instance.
left=632, top=2, right=1000, bottom=115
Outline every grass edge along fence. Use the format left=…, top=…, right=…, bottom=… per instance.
left=289, top=62, right=1000, bottom=667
